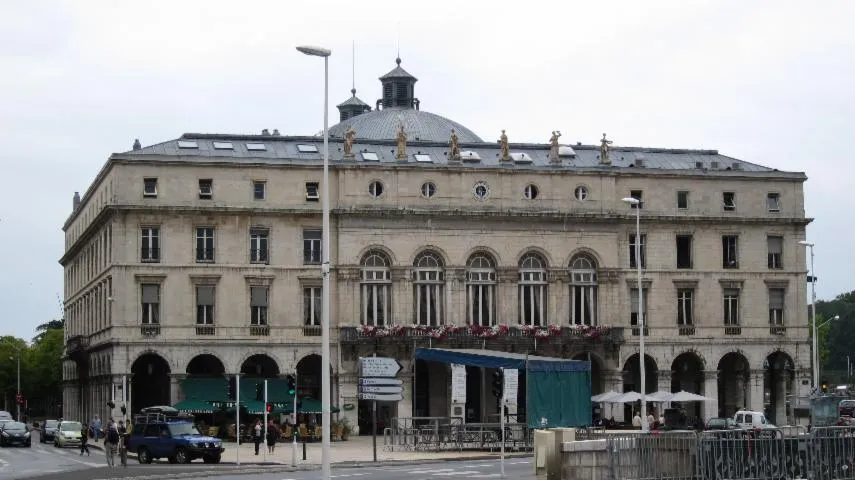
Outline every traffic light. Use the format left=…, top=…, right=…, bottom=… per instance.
left=227, top=376, right=237, bottom=399
left=107, top=401, right=115, bottom=409
left=492, top=369, right=504, bottom=399
left=266, top=403, right=272, bottom=414
left=255, top=383, right=264, bottom=401
left=287, top=375, right=296, bottom=396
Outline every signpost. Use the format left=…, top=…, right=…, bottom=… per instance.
left=358, top=356, right=403, bottom=462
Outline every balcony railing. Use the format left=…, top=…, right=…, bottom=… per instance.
left=678, top=325, right=696, bottom=336
left=105, top=325, right=332, bottom=343
left=249, top=325, right=270, bottom=336
left=141, top=324, right=161, bottom=337
left=303, top=325, right=322, bottom=337
left=140, top=247, right=160, bottom=262
left=66, top=335, right=89, bottom=354
left=339, top=324, right=624, bottom=346
left=195, top=325, right=215, bottom=336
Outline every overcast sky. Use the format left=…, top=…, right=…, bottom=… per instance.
left=0, top=1, right=852, bottom=341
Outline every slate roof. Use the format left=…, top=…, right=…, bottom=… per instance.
left=327, top=108, right=483, bottom=143
left=379, top=58, right=418, bottom=81
left=336, top=89, right=370, bottom=108
left=118, top=133, right=795, bottom=176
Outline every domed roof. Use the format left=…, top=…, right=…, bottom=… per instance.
left=329, top=108, right=483, bottom=143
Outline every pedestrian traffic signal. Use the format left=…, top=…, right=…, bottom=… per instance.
left=255, top=383, right=264, bottom=401
left=266, top=403, right=272, bottom=414
left=492, top=369, right=504, bottom=399
left=287, top=375, right=296, bottom=396
left=227, top=376, right=237, bottom=399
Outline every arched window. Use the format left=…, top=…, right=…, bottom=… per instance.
left=467, top=253, right=496, bottom=326
left=413, top=251, right=444, bottom=326
left=570, top=254, right=598, bottom=326
left=360, top=251, right=391, bottom=326
left=519, top=253, right=547, bottom=326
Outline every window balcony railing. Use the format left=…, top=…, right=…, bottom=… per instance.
left=303, top=325, right=322, bottom=337
left=140, top=324, right=161, bottom=337
left=141, top=247, right=160, bottom=262
left=249, top=324, right=270, bottom=336
left=724, top=325, right=742, bottom=335
left=769, top=325, right=786, bottom=336
left=195, top=325, right=215, bottom=336
left=678, top=325, right=696, bottom=336
left=339, top=324, right=625, bottom=346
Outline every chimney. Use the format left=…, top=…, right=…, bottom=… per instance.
left=132, top=139, right=142, bottom=150
left=261, top=129, right=271, bottom=136
left=272, top=129, right=281, bottom=136
left=73, top=192, right=81, bottom=210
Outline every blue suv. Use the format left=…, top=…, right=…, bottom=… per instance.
left=128, top=407, right=223, bottom=464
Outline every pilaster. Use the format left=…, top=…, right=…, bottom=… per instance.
left=748, top=369, right=764, bottom=413
left=703, top=370, right=720, bottom=419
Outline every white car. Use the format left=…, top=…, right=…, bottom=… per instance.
left=54, top=421, right=83, bottom=448
left=733, top=410, right=776, bottom=429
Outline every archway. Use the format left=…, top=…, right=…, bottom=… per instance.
left=671, top=352, right=704, bottom=418
left=717, top=352, right=749, bottom=418
left=622, top=354, right=658, bottom=421
left=186, top=354, right=226, bottom=376
left=131, top=353, right=171, bottom=413
left=764, top=351, right=794, bottom=425
left=240, top=354, right=280, bottom=378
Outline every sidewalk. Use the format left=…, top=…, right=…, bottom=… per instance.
left=88, top=436, right=531, bottom=466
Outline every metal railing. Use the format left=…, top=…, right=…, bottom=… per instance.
left=382, top=416, right=532, bottom=453
left=591, top=425, right=855, bottom=480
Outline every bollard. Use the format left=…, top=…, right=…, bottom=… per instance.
left=303, top=437, right=307, bottom=461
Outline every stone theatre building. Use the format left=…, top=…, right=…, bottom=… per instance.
left=60, top=57, right=811, bottom=432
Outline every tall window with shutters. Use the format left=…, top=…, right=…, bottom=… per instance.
left=519, top=253, right=547, bottom=326
left=413, top=252, right=445, bottom=326
left=303, top=229, right=322, bottom=264
left=467, top=253, right=496, bottom=326
left=630, top=288, right=648, bottom=335
left=724, top=288, right=740, bottom=334
left=250, top=228, right=269, bottom=264
left=250, top=286, right=268, bottom=326
left=570, top=255, right=598, bottom=326
left=195, top=285, right=215, bottom=335
left=769, top=288, right=785, bottom=334
left=361, top=251, right=391, bottom=326
left=304, top=287, right=321, bottom=326
left=140, top=284, right=160, bottom=324
left=767, top=236, right=783, bottom=269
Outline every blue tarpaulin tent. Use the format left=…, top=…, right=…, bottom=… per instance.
left=414, top=348, right=591, bottom=428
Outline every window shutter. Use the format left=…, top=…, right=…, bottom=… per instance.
left=197, top=285, right=214, bottom=306
left=141, top=284, right=159, bottom=303
left=250, top=286, right=268, bottom=307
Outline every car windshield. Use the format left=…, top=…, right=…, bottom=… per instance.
left=45, top=420, right=59, bottom=428
left=168, top=423, right=200, bottom=436
left=61, top=422, right=82, bottom=432
left=4, top=422, right=25, bottom=431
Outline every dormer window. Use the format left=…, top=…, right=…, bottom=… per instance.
left=297, top=144, right=319, bottom=153
left=511, top=152, right=533, bottom=163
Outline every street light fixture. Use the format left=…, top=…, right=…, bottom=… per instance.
left=297, top=43, right=332, bottom=480
left=621, top=196, right=648, bottom=432
left=798, top=240, right=820, bottom=390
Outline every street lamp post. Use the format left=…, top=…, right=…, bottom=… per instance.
left=296, top=44, right=333, bottom=480
left=799, top=241, right=819, bottom=390
left=622, top=197, right=647, bottom=432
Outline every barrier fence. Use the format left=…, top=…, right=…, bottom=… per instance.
left=582, top=425, right=855, bottom=480
left=382, top=416, right=533, bottom=452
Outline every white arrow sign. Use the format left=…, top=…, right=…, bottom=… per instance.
left=359, top=386, right=403, bottom=394
left=359, top=378, right=403, bottom=386
left=358, top=393, right=403, bottom=402
left=359, top=357, right=402, bottom=377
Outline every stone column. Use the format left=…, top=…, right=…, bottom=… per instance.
left=338, top=373, right=360, bottom=435
left=656, top=371, right=673, bottom=415
left=773, top=370, right=787, bottom=425
left=703, top=370, right=720, bottom=419
left=392, top=267, right=410, bottom=325
left=170, top=374, right=184, bottom=406
left=497, top=268, right=517, bottom=324
left=748, top=369, right=765, bottom=413
left=548, top=268, right=566, bottom=325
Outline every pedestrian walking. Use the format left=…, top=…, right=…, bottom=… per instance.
left=90, top=416, right=102, bottom=443
left=79, top=425, right=90, bottom=456
left=104, top=421, right=120, bottom=467
left=266, top=420, right=279, bottom=454
left=117, top=420, right=129, bottom=467
left=252, top=419, right=262, bottom=455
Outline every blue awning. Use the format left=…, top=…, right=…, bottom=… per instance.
left=414, top=348, right=589, bottom=372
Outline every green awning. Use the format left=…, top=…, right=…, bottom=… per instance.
left=181, top=377, right=229, bottom=402
left=173, top=399, right=216, bottom=414
left=297, top=398, right=340, bottom=414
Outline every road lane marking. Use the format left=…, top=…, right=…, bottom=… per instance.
left=433, top=472, right=480, bottom=477
left=408, top=468, right=455, bottom=474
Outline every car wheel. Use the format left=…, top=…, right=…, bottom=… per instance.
left=174, top=447, right=190, bottom=464
left=137, top=447, right=152, bottom=464
left=203, top=454, right=221, bottom=464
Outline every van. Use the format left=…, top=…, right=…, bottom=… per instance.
left=0, top=411, right=13, bottom=421
left=733, top=410, right=775, bottom=429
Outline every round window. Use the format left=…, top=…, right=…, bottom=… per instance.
left=421, top=182, right=436, bottom=198
left=473, top=181, right=490, bottom=200
left=574, top=186, right=589, bottom=201
left=368, top=180, right=384, bottom=198
left=524, top=184, right=539, bottom=200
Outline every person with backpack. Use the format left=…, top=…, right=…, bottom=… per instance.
left=104, top=421, right=119, bottom=467
left=117, top=420, right=128, bottom=468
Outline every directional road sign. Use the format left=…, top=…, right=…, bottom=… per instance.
left=359, top=357, right=402, bottom=377
left=358, top=393, right=404, bottom=402
left=359, top=378, right=403, bottom=386
left=358, top=385, right=403, bottom=394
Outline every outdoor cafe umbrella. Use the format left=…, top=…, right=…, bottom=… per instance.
left=591, top=391, right=621, bottom=403
left=667, top=390, right=714, bottom=402
left=612, top=391, right=660, bottom=403
left=648, top=391, right=675, bottom=402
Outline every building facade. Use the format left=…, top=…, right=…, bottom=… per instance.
left=60, top=58, right=811, bottom=431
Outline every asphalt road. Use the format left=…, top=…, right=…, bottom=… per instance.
left=0, top=430, right=106, bottom=479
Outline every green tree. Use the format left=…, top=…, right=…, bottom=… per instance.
left=24, top=328, right=63, bottom=415
left=0, top=336, right=27, bottom=412
left=817, top=291, right=855, bottom=384
left=32, top=318, right=64, bottom=343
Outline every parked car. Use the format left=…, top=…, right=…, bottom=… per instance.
left=733, top=410, right=775, bottom=429
left=128, top=408, right=223, bottom=464
left=0, top=411, right=12, bottom=421
left=40, top=419, right=60, bottom=443
left=0, top=421, right=31, bottom=447
left=54, top=421, right=83, bottom=448
left=706, top=417, right=739, bottom=430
